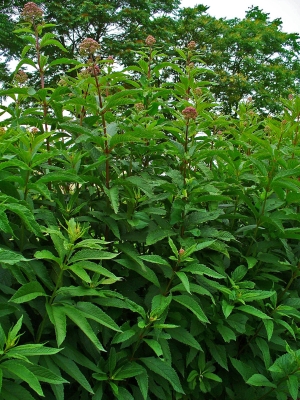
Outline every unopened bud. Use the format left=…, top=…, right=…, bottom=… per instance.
left=179, top=248, right=185, bottom=256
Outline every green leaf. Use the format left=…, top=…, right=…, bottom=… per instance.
left=34, top=250, right=60, bottom=265
left=9, top=281, right=46, bottom=303
left=1, top=360, right=44, bottom=396
left=207, top=341, right=228, bottom=370
left=143, top=339, right=163, bottom=357
left=135, top=369, right=148, bottom=400
left=146, top=229, right=175, bottom=246
left=181, top=264, right=224, bottom=279
left=173, top=295, right=209, bottom=323
left=203, top=372, right=222, bottom=382
left=52, top=353, right=94, bottom=394
left=176, top=271, right=190, bottom=294
left=140, top=357, right=185, bottom=394
left=69, top=249, right=118, bottom=263
left=256, top=337, right=271, bottom=368
left=230, top=357, right=257, bottom=382
left=5, top=203, right=42, bottom=236
left=217, top=325, right=236, bottom=342
left=8, top=344, right=61, bottom=357
left=169, top=327, right=202, bottom=351
left=237, top=305, right=271, bottom=319
left=263, top=319, right=274, bottom=341
left=37, top=171, right=85, bottom=184
left=68, top=264, right=91, bottom=283
left=0, top=248, right=29, bottom=265
left=113, top=362, right=144, bottom=380
left=63, top=305, right=105, bottom=351
left=76, top=302, right=121, bottom=332
left=104, top=186, right=119, bottom=214
left=246, top=374, right=276, bottom=388
left=287, top=374, right=299, bottom=400
left=26, top=364, right=68, bottom=385
left=46, top=304, right=66, bottom=347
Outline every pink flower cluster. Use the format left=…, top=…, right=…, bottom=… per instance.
left=21, top=2, right=43, bottom=22
left=79, top=38, right=100, bottom=56
left=182, top=106, right=198, bottom=120
left=145, top=35, right=156, bottom=46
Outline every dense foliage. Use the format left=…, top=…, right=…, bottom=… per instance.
left=1, top=4, right=300, bottom=399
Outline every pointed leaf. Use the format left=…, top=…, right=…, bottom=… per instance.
left=140, top=357, right=185, bottom=394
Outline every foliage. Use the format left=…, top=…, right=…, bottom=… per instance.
left=174, top=5, right=300, bottom=114
left=1, top=5, right=300, bottom=399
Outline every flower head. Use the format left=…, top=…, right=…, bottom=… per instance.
left=187, top=41, right=196, bottom=50
left=79, top=38, right=100, bottom=56
left=21, top=2, right=43, bottom=22
left=134, top=103, right=144, bottom=112
left=182, top=106, right=198, bottom=120
left=15, top=70, right=28, bottom=84
left=145, top=35, right=156, bottom=47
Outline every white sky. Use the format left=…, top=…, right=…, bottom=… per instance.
left=180, top=0, right=300, bottom=34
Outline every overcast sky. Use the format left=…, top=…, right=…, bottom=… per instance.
left=180, top=0, right=300, bottom=34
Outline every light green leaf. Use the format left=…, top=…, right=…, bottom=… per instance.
left=203, top=372, right=222, bottom=382
left=140, top=357, right=185, bottom=394
left=69, top=249, right=118, bottom=263
left=8, top=344, right=61, bottom=357
left=26, top=364, right=68, bottom=384
left=34, top=250, right=60, bottom=265
left=181, top=264, right=224, bottom=279
left=46, top=304, right=66, bottom=347
left=176, top=271, right=190, bottom=294
left=143, top=339, right=163, bottom=357
left=1, top=360, right=44, bottom=396
left=173, top=295, right=209, bottom=323
left=9, top=281, right=46, bottom=303
left=68, top=264, right=91, bottom=283
left=0, top=248, right=29, bottom=265
left=287, top=375, right=299, bottom=400
left=37, top=171, right=85, bottom=184
left=146, top=229, right=175, bottom=246
left=237, top=305, right=271, bottom=319
left=263, top=319, right=274, bottom=341
left=246, top=374, right=276, bottom=388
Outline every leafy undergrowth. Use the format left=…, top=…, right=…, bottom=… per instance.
left=0, top=4, right=300, bottom=400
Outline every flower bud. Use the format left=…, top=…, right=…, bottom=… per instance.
left=179, top=248, right=185, bottom=256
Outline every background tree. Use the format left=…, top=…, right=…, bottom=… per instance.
left=1, top=2, right=299, bottom=114
left=173, top=5, right=300, bottom=114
